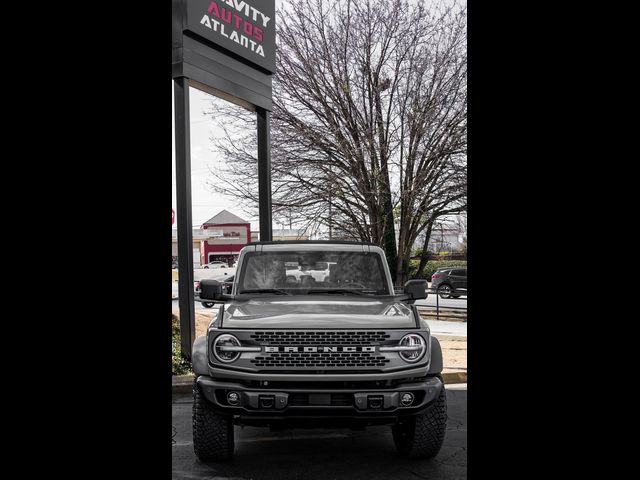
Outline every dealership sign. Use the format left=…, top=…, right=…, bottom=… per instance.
left=185, top=0, right=276, bottom=73
left=208, top=229, right=241, bottom=238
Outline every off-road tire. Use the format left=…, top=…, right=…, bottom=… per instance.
left=392, top=382, right=447, bottom=459
left=192, top=380, right=234, bottom=461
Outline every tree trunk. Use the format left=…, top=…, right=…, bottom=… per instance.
left=415, top=222, right=434, bottom=279
left=395, top=253, right=410, bottom=286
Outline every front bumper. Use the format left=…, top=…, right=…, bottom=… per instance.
left=196, top=374, right=443, bottom=424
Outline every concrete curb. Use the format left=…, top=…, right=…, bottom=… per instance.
left=441, top=371, right=467, bottom=384
left=172, top=374, right=194, bottom=394
left=172, top=371, right=467, bottom=395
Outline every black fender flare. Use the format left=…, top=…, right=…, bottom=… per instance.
left=428, top=336, right=443, bottom=375
left=192, top=335, right=209, bottom=376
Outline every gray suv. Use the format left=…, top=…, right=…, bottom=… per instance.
left=431, top=267, right=467, bottom=298
left=194, top=241, right=447, bottom=461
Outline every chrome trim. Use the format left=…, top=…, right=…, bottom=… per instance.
left=379, top=345, right=422, bottom=352
left=218, top=345, right=262, bottom=352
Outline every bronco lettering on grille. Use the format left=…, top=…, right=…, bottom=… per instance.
left=264, top=346, right=376, bottom=353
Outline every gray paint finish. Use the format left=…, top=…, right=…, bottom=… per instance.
left=222, top=297, right=418, bottom=329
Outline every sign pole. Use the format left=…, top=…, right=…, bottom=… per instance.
left=174, top=76, right=196, bottom=360
left=257, top=106, right=273, bottom=241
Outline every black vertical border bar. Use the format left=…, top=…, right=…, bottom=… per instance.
left=257, top=106, right=273, bottom=241
left=174, top=76, right=196, bottom=359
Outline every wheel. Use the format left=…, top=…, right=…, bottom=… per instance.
left=201, top=302, right=214, bottom=308
left=192, top=380, right=234, bottom=461
left=438, top=284, right=452, bottom=299
left=203, top=266, right=209, bottom=269
left=392, top=382, right=447, bottom=459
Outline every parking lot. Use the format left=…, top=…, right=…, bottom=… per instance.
left=172, top=384, right=466, bottom=480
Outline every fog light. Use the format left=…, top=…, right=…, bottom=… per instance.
left=400, top=392, right=414, bottom=407
left=227, top=391, right=240, bottom=405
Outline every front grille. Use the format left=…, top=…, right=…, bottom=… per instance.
left=252, top=352, right=390, bottom=368
left=250, top=331, right=390, bottom=345
left=248, top=330, right=393, bottom=369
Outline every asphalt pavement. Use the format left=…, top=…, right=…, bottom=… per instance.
left=172, top=384, right=467, bottom=480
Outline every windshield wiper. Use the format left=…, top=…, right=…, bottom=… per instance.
left=239, top=289, right=291, bottom=295
left=306, top=289, right=373, bottom=295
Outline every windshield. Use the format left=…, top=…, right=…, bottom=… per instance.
left=238, top=251, right=391, bottom=295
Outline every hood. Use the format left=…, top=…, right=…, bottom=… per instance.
left=222, top=297, right=417, bottom=329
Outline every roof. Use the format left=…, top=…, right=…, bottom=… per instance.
left=202, top=210, right=249, bottom=226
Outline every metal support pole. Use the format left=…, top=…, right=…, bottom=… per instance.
left=257, top=107, right=272, bottom=241
left=174, top=77, right=196, bottom=360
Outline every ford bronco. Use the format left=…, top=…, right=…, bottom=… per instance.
left=192, top=241, right=446, bottom=460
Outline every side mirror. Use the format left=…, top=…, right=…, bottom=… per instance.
left=404, top=279, right=428, bottom=301
left=199, top=279, right=231, bottom=302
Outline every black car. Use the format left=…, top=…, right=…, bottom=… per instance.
left=430, top=267, right=467, bottom=298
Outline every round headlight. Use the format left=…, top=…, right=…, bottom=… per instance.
left=213, top=334, right=242, bottom=363
left=398, top=334, right=426, bottom=363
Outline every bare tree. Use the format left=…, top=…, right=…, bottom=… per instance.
left=206, top=0, right=467, bottom=284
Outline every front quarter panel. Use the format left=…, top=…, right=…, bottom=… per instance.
left=192, top=304, right=224, bottom=375
left=192, top=335, right=209, bottom=375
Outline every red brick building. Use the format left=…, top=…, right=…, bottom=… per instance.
left=200, top=210, right=251, bottom=266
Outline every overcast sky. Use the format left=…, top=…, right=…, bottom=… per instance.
left=172, top=86, right=262, bottom=231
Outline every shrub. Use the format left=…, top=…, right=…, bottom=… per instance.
left=172, top=315, right=193, bottom=375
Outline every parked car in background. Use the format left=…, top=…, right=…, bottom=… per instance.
left=194, top=266, right=236, bottom=282
left=285, top=261, right=337, bottom=284
left=195, top=274, right=234, bottom=308
left=430, top=267, right=467, bottom=298
left=202, top=261, right=228, bottom=269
